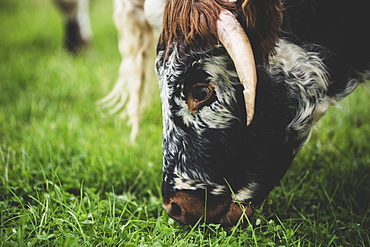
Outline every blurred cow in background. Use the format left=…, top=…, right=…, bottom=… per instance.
left=53, top=0, right=164, bottom=141
left=53, top=0, right=92, bottom=53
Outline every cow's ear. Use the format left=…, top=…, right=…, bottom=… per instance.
left=238, top=0, right=283, bottom=56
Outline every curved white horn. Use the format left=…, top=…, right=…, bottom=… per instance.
left=217, top=9, right=257, bottom=126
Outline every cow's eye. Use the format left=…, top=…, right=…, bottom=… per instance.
left=187, top=83, right=215, bottom=112
left=192, top=86, right=211, bottom=102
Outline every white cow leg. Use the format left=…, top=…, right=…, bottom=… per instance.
left=97, top=0, right=155, bottom=142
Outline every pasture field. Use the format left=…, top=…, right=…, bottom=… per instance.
left=0, top=0, right=369, bottom=246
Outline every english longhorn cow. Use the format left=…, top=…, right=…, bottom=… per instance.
left=156, top=0, right=369, bottom=226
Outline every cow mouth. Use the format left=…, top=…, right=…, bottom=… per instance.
left=162, top=191, right=254, bottom=226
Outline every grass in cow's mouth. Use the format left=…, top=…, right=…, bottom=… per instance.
left=1, top=0, right=369, bottom=246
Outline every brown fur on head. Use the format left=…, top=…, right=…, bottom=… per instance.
left=161, top=0, right=235, bottom=48
left=160, top=0, right=283, bottom=58
left=238, top=0, right=283, bottom=57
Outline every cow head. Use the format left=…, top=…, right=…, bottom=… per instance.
left=156, top=0, right=288, bottom=226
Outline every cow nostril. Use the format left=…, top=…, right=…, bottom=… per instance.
left=170, top=202, right=182, bottom=217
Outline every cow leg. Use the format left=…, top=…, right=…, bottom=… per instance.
left=97, top=0, right=157, bottom=142
left=53, top=0, right=92, bottom=53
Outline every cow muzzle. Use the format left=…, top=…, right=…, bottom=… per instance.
left=162, top=191, right=254, bottom=226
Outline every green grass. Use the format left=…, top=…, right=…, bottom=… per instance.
left=0, top=0, right=369, bottom=246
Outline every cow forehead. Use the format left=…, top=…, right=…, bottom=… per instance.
left=157, top=45, right=240, bottom=88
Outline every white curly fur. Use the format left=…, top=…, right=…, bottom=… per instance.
left=55, top=0, right=165, bottom=142
left=97, top=0, right=164, bottom=142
